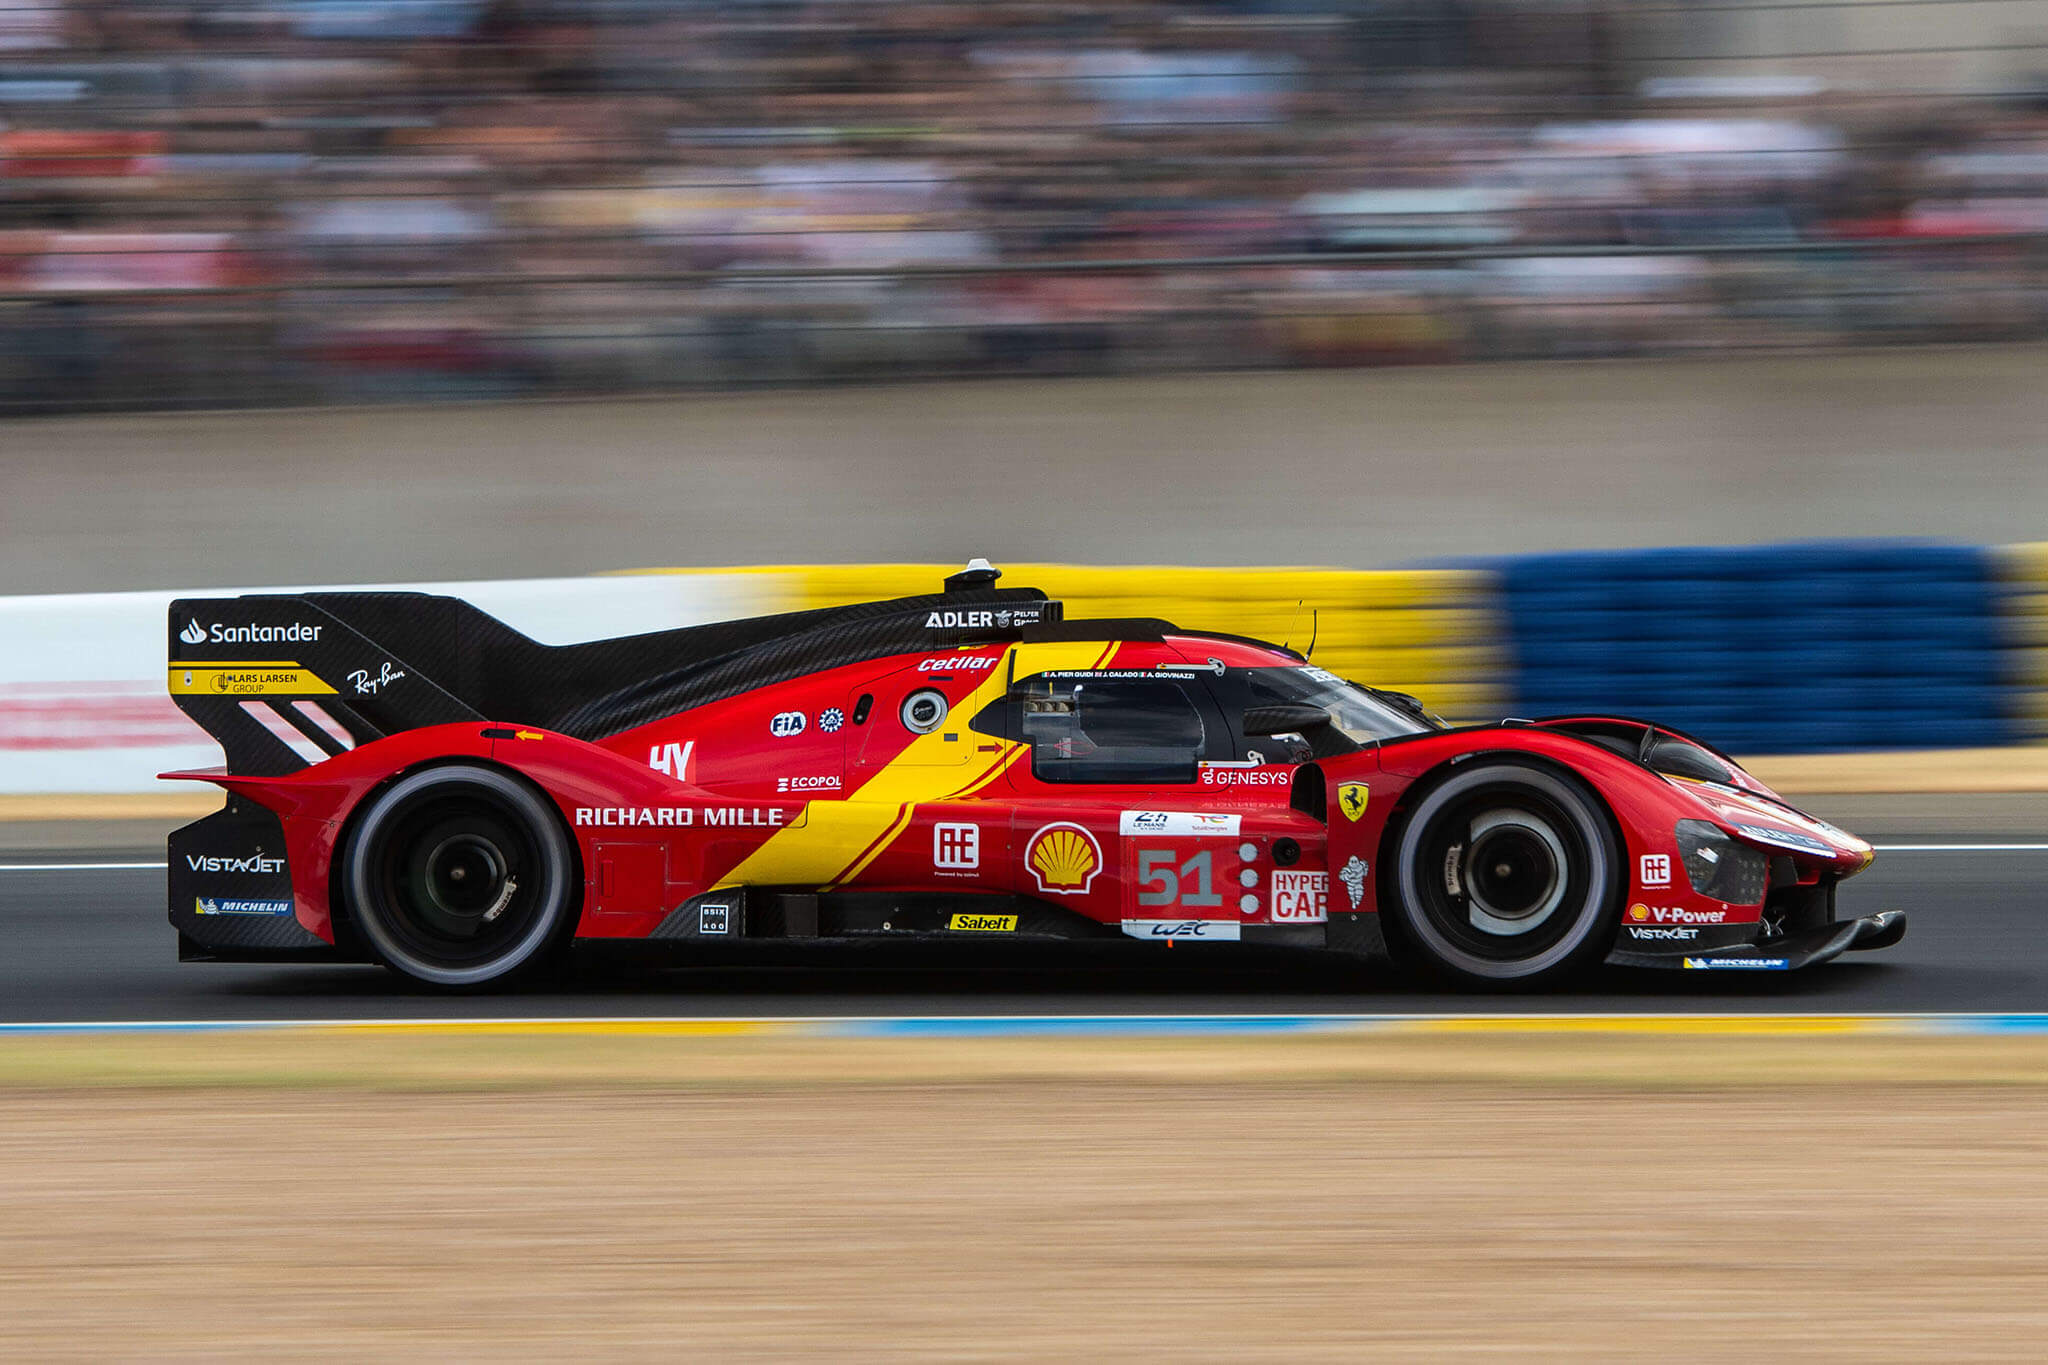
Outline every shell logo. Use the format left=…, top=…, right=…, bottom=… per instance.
left=1629, top=903, right=1649, bottom=922
left=1026, top=822, right=1102, bottom=895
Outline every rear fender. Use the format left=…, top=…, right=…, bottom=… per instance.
left=166, top=722, right=667, bottom=943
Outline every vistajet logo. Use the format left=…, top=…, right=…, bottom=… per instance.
left=181, top=619, right=323, bottom=646
left=186, top=852, right=286, bottom=875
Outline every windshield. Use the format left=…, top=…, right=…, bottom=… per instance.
left=1244, top=666, right=1441, bottom=745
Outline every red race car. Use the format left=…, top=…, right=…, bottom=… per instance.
left=163, top=562, right=1904, bottom=989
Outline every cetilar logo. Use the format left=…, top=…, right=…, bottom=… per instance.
left=179, top=619, right=207, bottom=645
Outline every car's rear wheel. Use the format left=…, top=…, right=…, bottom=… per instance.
left=342, top=764, right=576, bottom=989
left=1384, top=758, right=1621, bottom=987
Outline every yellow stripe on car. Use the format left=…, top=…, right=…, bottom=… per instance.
left=715, top=640, right=1114, bottom=891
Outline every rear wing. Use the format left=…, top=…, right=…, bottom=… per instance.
left=169, top=586, right=1059, bottom=776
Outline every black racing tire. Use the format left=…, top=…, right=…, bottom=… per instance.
left=342, top=763, right=577, bottom=990
left=1382, top=758, right=1622, bottom=988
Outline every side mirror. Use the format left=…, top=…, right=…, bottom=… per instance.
left=1243, top=703, right=1331, bottom=737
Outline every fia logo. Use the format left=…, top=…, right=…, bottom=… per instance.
left=770, top=711, right=806, bottom=738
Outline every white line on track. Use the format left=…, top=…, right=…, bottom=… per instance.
left=0, top=861, right=167, bottom=872
left=1872, top=844, right=2048, bottom=852
left=1, top=844, right=2047, bottom=874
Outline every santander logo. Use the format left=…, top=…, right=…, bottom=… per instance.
left=179, top=620, right=207, bottom=645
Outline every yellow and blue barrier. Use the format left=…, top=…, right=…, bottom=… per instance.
left=663, top=549, right=2028, bottom=754
left=1493, top=542, right=2015, bottom=753
left=1, top=546, right=2036, bottom=802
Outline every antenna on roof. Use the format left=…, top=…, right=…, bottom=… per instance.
left=944, top=558, right=1002, bottom=593
left=1305, top=607, right=1319, bottom=661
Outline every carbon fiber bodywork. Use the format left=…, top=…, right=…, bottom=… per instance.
left=168, top=586, right=1060, bottom=775
left=168, top=799, right=331, bottom=956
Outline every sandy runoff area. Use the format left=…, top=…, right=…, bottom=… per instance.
left=2, top=1031, right=2047, bottom=1361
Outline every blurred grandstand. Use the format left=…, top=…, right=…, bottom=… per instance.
left=1, top=0, right=2046, bottom=412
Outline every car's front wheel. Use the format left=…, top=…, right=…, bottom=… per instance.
left=342, top=763, right=577, bottom=989
left=1383, top=758, right=1621, bottom=987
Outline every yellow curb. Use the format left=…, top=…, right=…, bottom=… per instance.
left=1736, top=746, right=2048, bottom=794
left=0, top=792, right=221, bottom=822
left=313, top=1019, right=806, bottom=1038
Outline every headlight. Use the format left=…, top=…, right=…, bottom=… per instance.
left=1675, top=819, right=1769, bottom=905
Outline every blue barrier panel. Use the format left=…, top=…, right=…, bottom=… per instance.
left=1495, top=541, right=2013, bottom=754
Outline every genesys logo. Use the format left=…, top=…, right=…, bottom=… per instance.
left=1198, top=765, right=1293, bottom=787
left=179, top=619, right=323, bottom=646
left=185, top=852, right=285, bottom=875
left=1628, top=902, right=1730, bottom=925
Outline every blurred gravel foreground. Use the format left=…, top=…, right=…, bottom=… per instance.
left=3, top=1030, right=2048, bottom=1360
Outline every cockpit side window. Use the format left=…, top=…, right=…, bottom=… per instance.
left=995, top=674, right=1209, bottom=784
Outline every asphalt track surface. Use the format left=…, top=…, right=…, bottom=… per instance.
left=2, top=841, right=2041, bottom=1022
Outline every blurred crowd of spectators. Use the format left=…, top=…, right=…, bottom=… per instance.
left=2, top=0, right=2048, bottom=410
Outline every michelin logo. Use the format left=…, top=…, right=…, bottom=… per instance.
left=181, top=619, right=323, bottom=646
left=194, top=897, right=293, bottom=917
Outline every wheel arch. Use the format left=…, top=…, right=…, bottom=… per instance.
left=326, top=755, right=587, bottom=959
left=1373, top=748, right=1630, bottom=966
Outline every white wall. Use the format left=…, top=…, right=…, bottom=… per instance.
left=0, top=573, right=776, bottom=794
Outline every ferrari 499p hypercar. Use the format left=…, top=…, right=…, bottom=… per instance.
left=163, top=562, right=1904, bottom=989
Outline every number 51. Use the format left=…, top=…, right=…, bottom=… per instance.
left=1136, top=849, right=1223, bottom=908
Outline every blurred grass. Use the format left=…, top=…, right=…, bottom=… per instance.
left=7, top=1027, right=2048, bottom=1092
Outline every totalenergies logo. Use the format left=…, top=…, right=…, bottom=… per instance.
left=1026, top=822, right=1101, bottom=895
